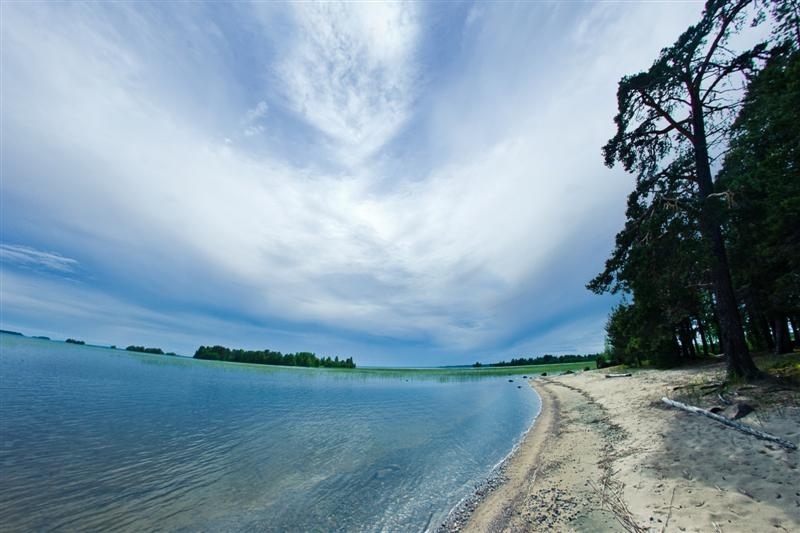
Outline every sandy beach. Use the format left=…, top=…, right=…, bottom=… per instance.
left=452, top=364, right=800, bottom=532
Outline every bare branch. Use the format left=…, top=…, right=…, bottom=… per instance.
left=694, top=0, right=752, bottom=86
left=706, top=191, right=736, bottom=208
left=637, top=90, right=695, bottom=142
left=637, top=118, right=692, bottom=138
left=702, top=62, right=749, bottom=103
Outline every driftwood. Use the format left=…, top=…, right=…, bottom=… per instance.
left=606, top=373, right=633, bottom=378
left=661, top=397, right=798, bottom=451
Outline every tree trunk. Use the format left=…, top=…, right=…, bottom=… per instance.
left=691, top=94, right=761, bottom=380
left=759, top=312, right=775, bottom=352
left=704, top=221, right=758, bottom=378
left=677, top=330, right=690, bottom=359
left=774, top=315, right=793, bottom=354
left=710, top=311, right=722, bottom=354
left=690, top=319, right=701, bottom=356
left=684, top=318, right=697, bottom=358
left=696, top=316, right=710, bottom=357
left=745, top=296, right=777, bottom=352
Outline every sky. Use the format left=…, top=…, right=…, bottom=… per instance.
left=1, top=1, right=706, bottom=366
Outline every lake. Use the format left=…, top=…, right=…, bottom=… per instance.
left=0, top=334, right=540, bottom=531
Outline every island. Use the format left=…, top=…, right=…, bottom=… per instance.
left=194, top=345, right=356, bottom=368
left=126, top=345, right=168, bottom=355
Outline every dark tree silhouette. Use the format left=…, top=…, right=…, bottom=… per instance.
left=602, top=0, right=769, bottom=379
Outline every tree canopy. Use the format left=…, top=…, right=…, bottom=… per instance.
left=720, top=45, right=800, bottom=354
left=475, top=354, right=598, bottom=368
left=592, top=0, right=798, bottom=378
left=194, top=345, right=356, bottom=369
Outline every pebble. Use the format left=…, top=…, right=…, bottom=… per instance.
left=434, top=468, right=509, bottom=531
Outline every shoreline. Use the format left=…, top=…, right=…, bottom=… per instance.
left=442, top=365, right=800, bottom=532
left=434, top=379, right=548, bottom=532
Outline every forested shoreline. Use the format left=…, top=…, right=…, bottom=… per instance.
left=194, top=345, right=356, bottom=369
left=474, top=353, right=598, bottom=367
left=590, top=0, right=799, bottom=376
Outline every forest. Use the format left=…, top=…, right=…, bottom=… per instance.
left=474, top=354, right=599, bottom=367
left=589, top=0, right=799, bottom=379
left=194, top=345, right=356, bottom=369
left=125, top=345, right=178, bottom=356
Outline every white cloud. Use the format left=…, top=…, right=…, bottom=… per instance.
left=273, top=1, right=420, bottom=166
left=241, top=100, right=268, bottom=136
left=243, top=124, right=265, bottom=137
left=0, top=1, right=709, bottom=363
left=244, top=100, right=269, bottom=122
left=0, top=244, right=78, bottom=273
left=0, top=270, right=310, bottom=356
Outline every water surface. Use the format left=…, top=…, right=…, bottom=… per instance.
left=0, top=334, right=539, bottom=531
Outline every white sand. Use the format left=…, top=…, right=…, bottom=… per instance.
left=459, top=364, right=800, bottom=532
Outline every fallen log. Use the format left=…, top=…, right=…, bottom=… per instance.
left=605, top=373, right=632, bottom=378
left=661, top=397, right=797, bottom=451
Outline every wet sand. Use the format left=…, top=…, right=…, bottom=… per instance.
left=448, top=365, right=800, bottom=532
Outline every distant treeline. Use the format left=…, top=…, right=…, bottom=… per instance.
left=125, top=345, right=177, bottom=356
left=194, top=345, right=356, bottom=369
left=65, top=338, right=85, bottom=345
left=475, top=354, right=599, bottom=367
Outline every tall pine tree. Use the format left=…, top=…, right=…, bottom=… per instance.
left=601, top=0, right=768, bottom=379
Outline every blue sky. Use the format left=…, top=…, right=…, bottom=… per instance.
left=1, top=1, right=705, bottom=366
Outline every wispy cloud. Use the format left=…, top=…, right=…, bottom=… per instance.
left=0, top=244, right=78, bottom=274
left=273, top=1, right=420, bottom=166
left=241, top=100, right=268, bottom=136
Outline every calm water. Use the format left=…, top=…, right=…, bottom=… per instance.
left=0, top=334, right=540, bottom=532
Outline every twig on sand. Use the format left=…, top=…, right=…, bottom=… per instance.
left=661, top=485, right=677, bottom=533
left=737, top=487, right=756, bottom=500
left=588, top=479, right=648, bottom=533
left=529, top=465, right=539, bottom=487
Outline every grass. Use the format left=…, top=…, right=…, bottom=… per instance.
left=352, top=361, right=593, bottom=379
left=188, top=355, right=594, bottom=381
left=754, top=350, right=800, bottom=382
left=666, top=350, right=800, bottom=412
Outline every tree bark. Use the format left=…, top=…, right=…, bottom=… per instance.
left=687, top=318, right=700, bottom=358
left=696, top=316, right=710, bottom=357
left=759, top=310, right=775, bottom=352
left=774, top=315, right=793, bottom=354
left=678, top=319, right=697, bottom=359
left=690, top=93, right=761, bottom=380
left=743, top=297, right=773, bottom=351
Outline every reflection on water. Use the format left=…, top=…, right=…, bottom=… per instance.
left=0, top=334, right=539, bottom=531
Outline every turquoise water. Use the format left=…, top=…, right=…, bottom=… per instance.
left=0, top=334, right=539, bottom=531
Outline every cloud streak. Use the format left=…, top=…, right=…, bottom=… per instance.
left=0, top=245, right=79, bottom=274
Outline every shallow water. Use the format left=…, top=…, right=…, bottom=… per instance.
left=0, top=334, right=539, bottom=531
